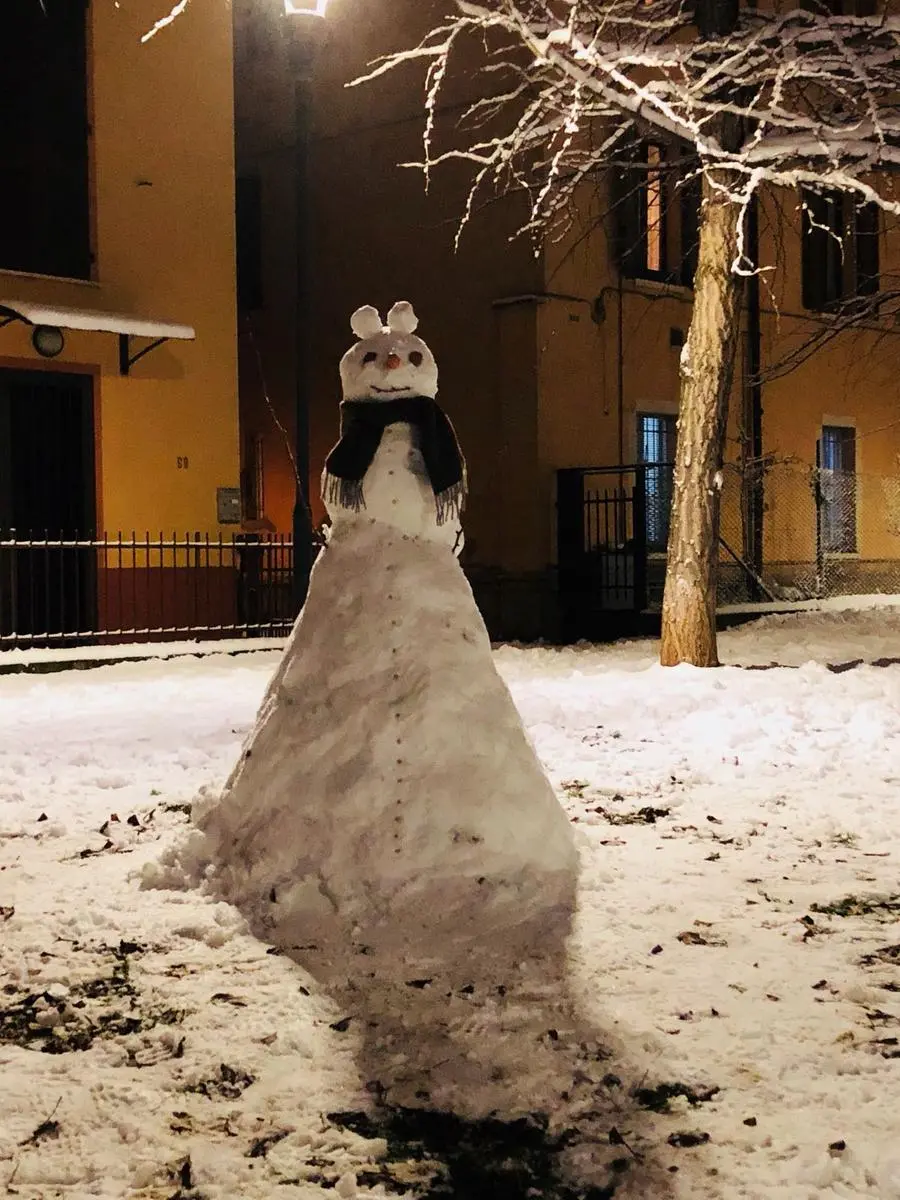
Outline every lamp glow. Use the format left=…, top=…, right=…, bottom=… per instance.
left=284, top=0, right=329, bottom=14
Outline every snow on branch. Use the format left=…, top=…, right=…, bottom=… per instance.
left=354, top=0, right=900, bottom=240
left=142, top=0, right=191, bottom=44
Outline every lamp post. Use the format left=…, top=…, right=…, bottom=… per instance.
left=284, top=0, right=329, bottom=610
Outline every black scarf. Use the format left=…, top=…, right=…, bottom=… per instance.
left=323, top=396, right=467, bottom=525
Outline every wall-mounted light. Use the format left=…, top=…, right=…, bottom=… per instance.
left=32, top=325, right=65, bottom=358
left=284, top=0, right=329, bottom=14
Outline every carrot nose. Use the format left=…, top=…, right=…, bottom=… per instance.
left=385, top=353, right=402, bottom=370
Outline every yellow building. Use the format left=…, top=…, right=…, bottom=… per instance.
left=235, top=0, right=900, bottom=640
left=0, top=0, right=241, bottom=643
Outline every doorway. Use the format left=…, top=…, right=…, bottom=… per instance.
left=0, top=369, right=96, bottom=640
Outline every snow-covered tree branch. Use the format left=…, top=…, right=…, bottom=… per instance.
left=358, top=0, right=900, bottom=239
left=359, top=0, right=900, bottom=667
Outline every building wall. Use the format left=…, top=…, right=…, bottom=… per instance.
left=536, top=175, right=900, bottom=597
left=0, top=0, right=238, bottom=537
left=235, top=0, right=900, bottom=635
left=757, top=190, right=900, bottom=571
left=535, top=186, right=748, bottom=572
left=234, top=0, right=544, bottom=583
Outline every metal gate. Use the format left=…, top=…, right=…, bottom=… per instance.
left=557, top=466, right=651, bottom=640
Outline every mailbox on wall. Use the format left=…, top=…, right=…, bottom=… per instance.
left=217, top=487, right=242, bottom=524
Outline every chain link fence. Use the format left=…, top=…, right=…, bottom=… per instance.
left=717, top=459, right=900, bottom=607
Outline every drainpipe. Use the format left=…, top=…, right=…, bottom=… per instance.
left=746, top=194, right=764, bottom=587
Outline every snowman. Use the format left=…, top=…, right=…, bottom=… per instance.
left=182, top=302, right=577, bottom=962
left=322, top=300, right=465, bottom=554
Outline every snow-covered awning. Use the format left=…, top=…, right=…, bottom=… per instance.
left=0, top=298, right=195, bottom=375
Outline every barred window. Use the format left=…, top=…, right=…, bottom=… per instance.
left=818, top=425, right=857, bottom=554
left=638, top=413, right=677, bottom=552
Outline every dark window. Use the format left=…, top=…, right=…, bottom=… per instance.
left=236, top=175, right=264, bottom=311
left=802, top=189, right=879, bottom=310
left=241, top=433, right=265, bottom=520
left=612, top=145, right=700, bottom=286
left=0, top=0, right=92, bottom=279
left=638, top=413, right=677, bottom=551
left=855, top=202, right=880, bottom=296
left=818, top=425, right=857, bottom=553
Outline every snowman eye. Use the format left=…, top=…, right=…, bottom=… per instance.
left=362, top=351, right=377, bottom=364
left=408, top=351, right=423, bottom=366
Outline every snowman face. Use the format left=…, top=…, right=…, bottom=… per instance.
left=338, top=303, right=439, bottom=402
left=339, top=329, right=438, bottom=402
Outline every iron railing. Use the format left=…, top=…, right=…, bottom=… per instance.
left=559, top=458, right=900, bottom=636
left=0, top=531, right=299, bottom=648
left=557, top=466, right=651, bottom=638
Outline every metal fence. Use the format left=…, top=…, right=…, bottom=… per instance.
left=556, top=466, right=651, bottom=639
left=0, top=532, right=297, bottom=648
left=717, top=459, right=900, bottom=606
left=558, top=458, right=900, bottom=634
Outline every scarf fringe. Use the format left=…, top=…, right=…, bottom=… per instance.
left=324, top=472, right=366, bottom=513
left=435, top=481, right=466, bottom=526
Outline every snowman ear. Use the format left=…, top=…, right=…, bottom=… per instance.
left=386, top=301, right=418, bottom=334
left=350, top=305, right=384, bottom=339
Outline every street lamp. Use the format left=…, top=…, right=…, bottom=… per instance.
left=283, top=0, right=330, bottom=610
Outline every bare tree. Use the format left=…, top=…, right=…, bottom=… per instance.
left=359, top=0, right=900, bottom=665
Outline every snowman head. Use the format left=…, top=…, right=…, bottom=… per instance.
left=339, top=301, right=438, bottom=402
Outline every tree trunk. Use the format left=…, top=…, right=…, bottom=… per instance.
left=659, top=172, right=742, bottom=667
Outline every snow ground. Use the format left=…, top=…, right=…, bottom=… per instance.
left=1, top=609, right=899, bottom=1198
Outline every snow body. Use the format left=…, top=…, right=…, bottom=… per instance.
left=195, top=518, right=577, bottom=950
left=194, top=302, right=575, bottom=950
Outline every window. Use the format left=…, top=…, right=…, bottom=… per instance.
left=818, top=425, right=857, bottom=553
left=236, top=175, right=264, bottom=311
left=241, top=433, right=265, bottom=521
left=0, top=0, right=92, bottom=279
left=638, top=413, right=677, bottom=551
left=612, top=145, right=700, bottom=286
left=802, top=189, right=879, bottom=310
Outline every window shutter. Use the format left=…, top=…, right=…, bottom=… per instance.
left=802, top=190, right=825, bottom=309
left=855, top=202, right=879, bottom=296
left=838, top=425, right=856, bottom=475
left=610, top=151, right=644, bottom=279
left=802, top=189, right=843, bottom=309
left=236, top=175, right=264, bottom=312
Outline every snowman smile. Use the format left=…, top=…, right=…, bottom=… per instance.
left=371, top=385, right=412, bottom=394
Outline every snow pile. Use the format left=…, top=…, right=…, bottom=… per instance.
left=175, top=519, right=576, bottom=956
